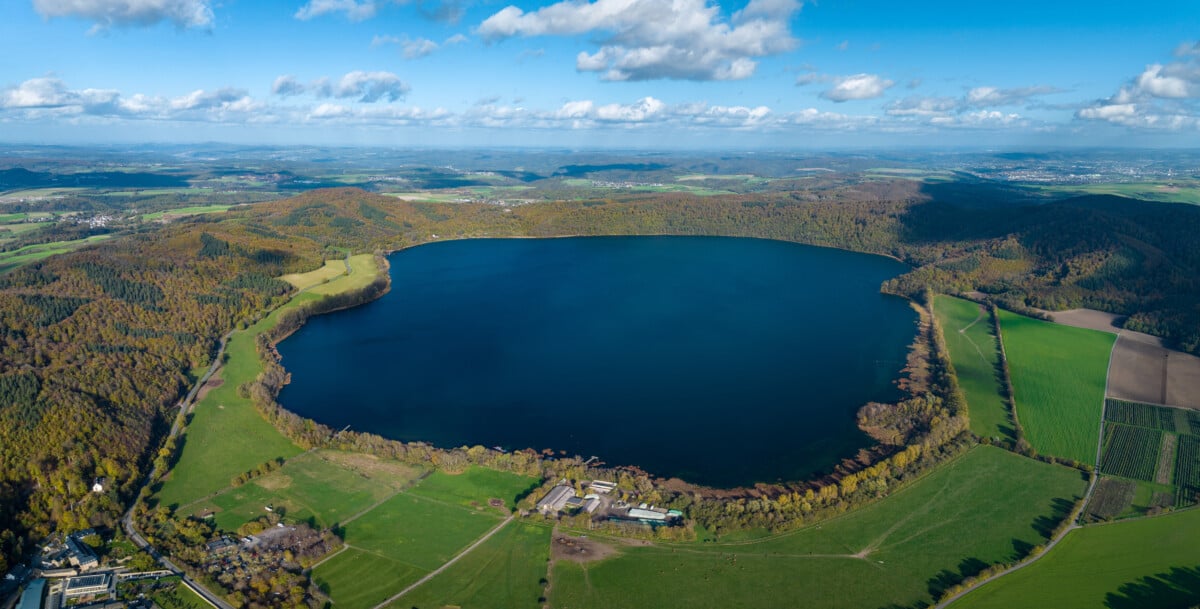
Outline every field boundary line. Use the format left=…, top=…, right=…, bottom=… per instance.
left=336, top=488, right=408, bottom=527
left=369, top=515, right=515, bottom=609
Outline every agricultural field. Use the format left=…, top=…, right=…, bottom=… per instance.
left=0, top=235, right=110, bottom=274
left=550, top=446, right=1087, bottom=609
left=312, top=469, right=531, bottom=609
left=1178, top=435, right=1200, bottom=505
left=307, top=254, right=378, bottom=295
left=997, top=310, right=1115, bottom=465
left=383, top=522, right=552, bottom=609
left=178, top=450, right=423, bottom=531
left=154, top=257, right=383, bottom=508
left=951, top=506, right=1200, bottom=609
left=1100, top=424, right=1162, bottom=482
left=406, top=467, right=540, bottom=511
left=1040, top=181, right=1200, bottom=205
left=1094, top=399, right=1200, bottom=514
left=1085, top=478, right=1137, bottom=521
left=313, top=547, right=427, bottom=609
left=934, top=295, right=1012, bottom=441
left=152, top=306, right=304, bottom=508
left=1105, top=399, right=1178, bottom=430
left=280, top=257, right=351, bottom=291
left=141, top=204, right=231, bottom=221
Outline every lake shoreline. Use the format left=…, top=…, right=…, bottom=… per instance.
left=274, top=234, right=923, bottom=491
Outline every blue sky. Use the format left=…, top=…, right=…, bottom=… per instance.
left=1, top=0, right=1198, bottom=148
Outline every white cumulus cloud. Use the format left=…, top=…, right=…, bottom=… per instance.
left=477, top=0, right=800, bottom=81
left=820, top=74, right=894, bottom=102
left=33, top=0, right=213, bottom=30
left=373, top=34, right=468, bottom=58
left=294, top=0, right=396, bottom=21
left=965, top=85, right=1061, bottom=107
left=269, top=71, right=410, bottom=102
left=333, top=71, right=410, bottom=102
left=1077, top=43, right=1200, bottom=131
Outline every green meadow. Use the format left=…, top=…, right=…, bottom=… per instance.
left=386, top=522, right=552, bottom=609
left=551, top=446, right=1087, bottom=609
left=0, top=235, right=110, bottom=274
left=337, top=492, right=503, bottom=571
left=179, top=450, right=422, bottom=531
left=313, top=469, right=532, bottom=609
left=155, top=256, right=382, bottom=508
left=998, top=310, right=1115, bottom=465
left=407, top=467, right=540, bottom=511
left=314, top=547, right=426, bottom=609
left=951, top=506, right=1200, bottom=609
left=934, top=295, right=1012, bottom=441
left=141, top=204, right=231, bottom=221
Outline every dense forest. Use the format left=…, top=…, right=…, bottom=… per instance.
left=2, top=181, right=1199, bottom=572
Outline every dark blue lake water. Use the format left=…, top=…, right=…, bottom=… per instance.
left=277, top=236, right=916, bottom=487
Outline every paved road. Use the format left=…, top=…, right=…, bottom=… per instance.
left=369, top=516, right=514, bottom=609
left=121, top=332, right=236, bottom=609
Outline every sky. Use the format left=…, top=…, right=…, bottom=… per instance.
left=1, top=0, right=1198, bottom=148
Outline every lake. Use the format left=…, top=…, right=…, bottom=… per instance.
left=277, top=236, right=917, bottom=488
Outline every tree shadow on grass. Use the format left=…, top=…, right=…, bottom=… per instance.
left=1105, top=566, right=1200, bottom=609
left=926, top=557, right=991, bottom=600
left=1031, top=497, right=1076, bottom=538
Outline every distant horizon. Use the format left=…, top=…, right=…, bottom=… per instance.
left=4, top=140, right=1200, bottom=155
left=2, top=1, right=1198, bottom=148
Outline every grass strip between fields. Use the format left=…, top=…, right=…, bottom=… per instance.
left=934, top=295, right=1012, bottom=442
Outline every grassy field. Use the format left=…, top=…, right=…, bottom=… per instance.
left=338, top=493, right=503, bottom=571
left=312, top=486, right=508, bottom=609
left=313, top=547, right=426, bottom=609
left=153, top=306, right=304, bottom=508
left=551, top=446, right=1087, bottom=609
left=951, top=506, right=1200, bottom=609
left=998, top=310, right=1115, bottom=465
left=155, top=256, right=382, bottom=508
left=0, top=235, right=110, bottom=273
left=309, top=254, right=377, bottom=295
left=407, top=467, right=540, bottom=511
left=150, top=581, right=211, bottom=609
left=385, top=522, right=551, bottom=609
left=1042, top=181, right=1200, bottom=205
left=180, top=450, right=423, bottom=530
left=141, top=204, right=231, bottom=221
left=280, top=258, right=351, bottom=291
left=935, top=295, right=1012, bottom=441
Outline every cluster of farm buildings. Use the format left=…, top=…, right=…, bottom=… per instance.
left=536, top=479, right=683, bottom=524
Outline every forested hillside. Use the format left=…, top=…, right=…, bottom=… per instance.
left=1, top=183, right=1198, bottom=572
